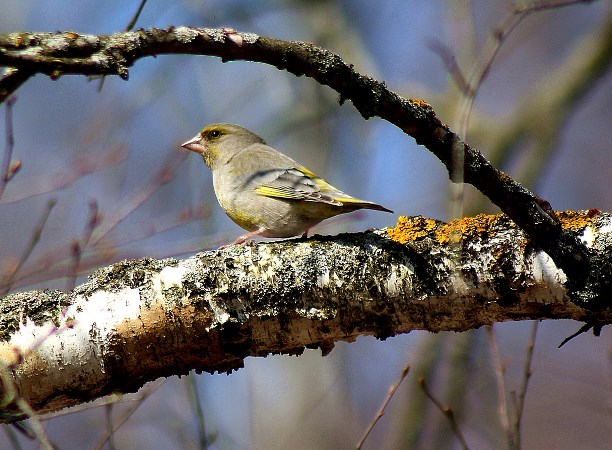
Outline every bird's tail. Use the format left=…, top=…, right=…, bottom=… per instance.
left=338, top=197, right=393, bottom=213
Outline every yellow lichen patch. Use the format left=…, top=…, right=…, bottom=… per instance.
left=410, top=99, right=431, bottom=109
left=435, top=213, right=511, bottom=245
left=387, top=215, right=439, bottom=244
left=556, top=209, right=599, bottom=232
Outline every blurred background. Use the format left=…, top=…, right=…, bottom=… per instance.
left=1, top=0, right=611, bottom=449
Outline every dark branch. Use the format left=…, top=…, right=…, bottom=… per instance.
left=0, top=27, right=609, bottom=310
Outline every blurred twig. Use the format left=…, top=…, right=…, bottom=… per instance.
left=356, top=364, right=410, bottom=450
left=105, top=401, right=117, bottom=450
left=431, top=0, right=601, bottom=218
left=90, top=150, right=188, bottom=245
left=0, top=69, right=32, bottom=103
left=96, top=0, right=149, bottom=91
left=0, top=96, right=20, bottom=202
left=92, top=380, right=164, bottom=450
left=67, top=200, right=102, bottom=291
left=511, top=321, right=539, bottom=450
left=125, top=0, right=149, bottom=31
left=490, top=8, right=612, bottom=188
left=185, top=373, right=215, bottom=449
left=419, top=377, right=470, bottom=450
left=0, top=144, right=127, bottom=205
left=487, top=325, right=512, bottom=449
left=0, top=199, right=57, bottom=295
left=9, top=204, right=209, bottom=289
left=458, top=0, right=598, bottom=139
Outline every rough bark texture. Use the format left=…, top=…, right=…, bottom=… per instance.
left=0, top=211, right=610, bottom=423
left=2, top=27, right=612, bottom=306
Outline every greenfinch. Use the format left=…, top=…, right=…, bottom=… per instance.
left=181, top=124, right=393, bottom=244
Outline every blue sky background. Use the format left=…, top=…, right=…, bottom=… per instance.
left=1, top=1, right=611, bottom=449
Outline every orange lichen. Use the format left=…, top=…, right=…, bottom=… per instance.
left=388, top=210, right=599, bottom=246
left=387, top=215, right=439, bottom=244
left=410, top=99, right=431, bottom=109
left=556, top=209, right=599, bottom=232
left=435, top=213, right=513, bottom=245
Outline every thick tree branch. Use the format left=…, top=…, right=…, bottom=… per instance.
left=1, top=27, right=608, bottom=309
left=1, top=211, right=611, bottom=422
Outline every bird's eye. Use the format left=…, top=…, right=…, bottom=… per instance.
left=209, top=130, right=221, bottom=139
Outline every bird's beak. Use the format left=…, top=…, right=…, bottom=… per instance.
left=181, top=135, right=207, bottom=155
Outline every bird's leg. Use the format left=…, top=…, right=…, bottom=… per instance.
left=220, top=228, right=267, bottom=248
left=301, top=230, right=309, bottom=239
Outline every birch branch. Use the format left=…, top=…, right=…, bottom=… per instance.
left=1, top=211, right=611, bottom=423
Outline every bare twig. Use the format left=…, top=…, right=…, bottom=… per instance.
left=458, top=0, right=597, bottom=140
left=96, top=0, right=149, bottom=91
left=419, top=377, right=470, bottom=450
left=356, top=364, right=411, bottom=449
left=110, top=205, right=210, bottom=249
left=0, top=96, right=19, bottom=201
left=0, top=144, right=126, bottom=205
left=185, top=373, right=213, bottom=449
left=11, top=204, right=209, bottom=290
left=90, top=150, right=187, bottom=245
left=512, top=321, right=539, bottom=450
left=125, top=0, right=149, bottom=31
left=439, top=1, right=600, bottom=221
left=486, top=325, right=513, bottom=449
left=67, top=200, right=102, bottom=291
left=0, top=68, right=33, bottom=103
left=426, top=40, right=469, bottom=95
left=0, top=198, right=57, bottom=295
left=105, top=401, right=117, bottom=450
left=92, top=380, right=164, bottom=450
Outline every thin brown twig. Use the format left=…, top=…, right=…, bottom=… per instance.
left=486, top=325, right=513, bottom=449
left=458, top=0, right=597, bottom=139
left=445, top=0, right=599, bottom=218
left=512, top=321, right=539, bottom=450
left=12, top=204, right=209, bottom=290
left=92, top=380, right=165, bottom=450
left=109, top=204, right=210, bottom=249
left=419, top=377, right=470, bottom=450
left=0, top=68, right=33, bottom=103
left=0, top=96, right=19, bottom=201
left=356, top=364, right=410, bottom=450
left=38, top=387, right=158, bottom=421
left=426, top=40, right=470, bottom=95
left=185, top=373, right=213, bottom=449
left=96, top=0, right=149, bottom=91
left=5, top=138, right=188, bottom=284
left=105, top=402, right=117, bottom=450
left=67, top=199, right=101, bottom=291
left=125, top=0, right=149, bottom=31
left=89, top=150, right=188, bottom=245
left=0, top=144, right=126, bottom=205
left=0, top=198, right=57, bottom=295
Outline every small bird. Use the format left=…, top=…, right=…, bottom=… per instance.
left=181, top=124, right=393, bottom=244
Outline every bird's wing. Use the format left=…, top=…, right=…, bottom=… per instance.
left=254, top=167, right=344, bottom=206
